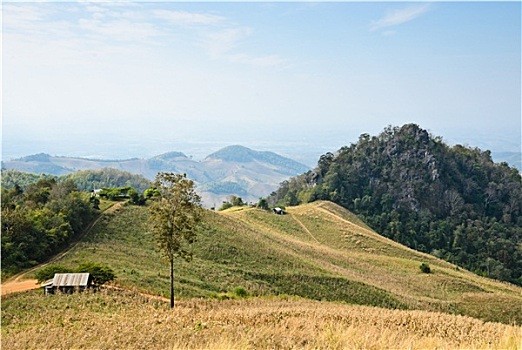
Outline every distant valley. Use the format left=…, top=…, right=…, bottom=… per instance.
left=1, top=145, right=310, bottom=207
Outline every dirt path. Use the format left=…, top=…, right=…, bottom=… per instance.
left=288, top=212, right=320, bottom=243
left=1, top=279, right=40, bottom=295
left=1, top=202, right=123, bottom=296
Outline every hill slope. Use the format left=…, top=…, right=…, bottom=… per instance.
left=3, top=290, right=520, bottom=349
left=206, top=145, right=308, bottom=175
left=269, top=124, right=522, bottom=286
left=2, top=146, right=310, bottom=207
left=32, top=200, right=522, bottom=324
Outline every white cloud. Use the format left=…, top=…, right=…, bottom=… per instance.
left=201, top=27, right=252, bottom=58
left=382, top=30, right=397, bottom=37
left=2, top=4, right=54, bottom=33
left=4, top=3, right=286, bottom=69
left=2, top=3, right=48, bottom=22
left=370, top=4, right=431, bottom=32
left=227, top=53, right=287, bottom=68
left=200, top=27, right=286, bottom=67
left=153, top=10, right=224, bottom=26
left=78, top=18, right=160, bottom=42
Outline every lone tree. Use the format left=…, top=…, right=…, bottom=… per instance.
left=148, top=172, right=203, bottom=308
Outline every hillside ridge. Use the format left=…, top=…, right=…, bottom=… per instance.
left=269, top=124, right=522, bottom=287
left=2, top=145, right=310, bottom=207
left=24, top=198, right=522, bottom=325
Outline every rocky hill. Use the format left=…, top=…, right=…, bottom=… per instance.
left=269, top=124, right=522, bottom=286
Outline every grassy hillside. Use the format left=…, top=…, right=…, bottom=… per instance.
left=23, top=200, right=522, bottom=325
left=3, top=289, right=520, bottom=349
left=206, top=145, right=309, bottom=175
left=270, top=124, right=522, bottom=286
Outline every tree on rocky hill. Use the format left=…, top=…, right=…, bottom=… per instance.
left=268, top=124, right=522, bottom=285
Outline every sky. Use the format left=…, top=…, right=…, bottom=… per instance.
left=2, top=1, right=521, bottom=165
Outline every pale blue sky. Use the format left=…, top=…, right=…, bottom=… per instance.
left=2, top=2, right=521, bottom=163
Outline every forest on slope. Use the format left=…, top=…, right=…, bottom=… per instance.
left=1, top=178, right=97, bottom=277
left=268, top=124, right=522, bottom=286
left=0, top=168, right=153, bottom=279
left=1, top=168, right=151, bottom=193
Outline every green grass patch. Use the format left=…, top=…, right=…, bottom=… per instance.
left=26, top=201, right=522, bottom=325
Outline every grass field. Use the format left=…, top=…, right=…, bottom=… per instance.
left=23, top=200, right=522, bottom=325
left=2, top=289, right=520, bottom=350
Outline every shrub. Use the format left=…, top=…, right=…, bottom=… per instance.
left=218, top=202, right=233, bottom=211
left=257, top=198, right=269, bottom=210
left=419, top=263, right=431, bottom=274
left=128, top=188, right=146, bottom=205
left=76, top=262, right=116, bottom=285
left=34, top=265, right=73, bottom=283
left=234, top=286, right=248, bottom=298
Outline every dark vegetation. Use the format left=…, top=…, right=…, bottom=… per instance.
left=419, top=263, right=431, bottom=274
left=1, top=178, right=96, bottom=278
left=268, top=124, right=522, bottom=286
left=2, top=168, right=151, bottom=194
left=1, top=169, right=151, bottom=279
left=97, top=186, right=146, bottom=205
left=219, top=195, right=247, bottom=210
left=33, top=264, right=72, bottom=282
left=63, top=168, right=151, bottom=193
left=1, top=169, right=55, bottom=189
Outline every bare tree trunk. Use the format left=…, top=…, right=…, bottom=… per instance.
left=170, top=258, right=174, bottom=309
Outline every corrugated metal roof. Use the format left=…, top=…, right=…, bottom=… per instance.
left=42, top=279, right=54, bottom=287
left=52, top=273, right=90, bottom=287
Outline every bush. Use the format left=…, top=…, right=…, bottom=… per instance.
left=76, top=262, right=116, bottom=285
left=218, top=202, right=233, bottom=211
left=419, top=263, right=431, bottom=274
left=128, top=188, right=146, bottom=205
left=233, top=286, right=248, bottom=298
left=257, top=198, right=269, bottom=210
left=34, top=265, right=73, bottom=283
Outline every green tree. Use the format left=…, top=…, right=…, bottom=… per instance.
left=268, top=124, right=522, bottom=285
left=128, top=188, right=146, bottom=205
left=148, top=172, right=203, bottom=308
left=76, top=262, right=116, bottom=286
left=218, top=202, right=233, bottom=211
left=144, top=187, right=160, bottom=199
left=34, top=264, right=73, bottom=283
left=257, top=198, right=269, bottom=210
left=218, top=195, right=245, bottom=211
left=229, top=195, right=245, bottom=207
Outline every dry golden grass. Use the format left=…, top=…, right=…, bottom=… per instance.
left=2, top=289, right=521, bottom=350
left=224, top=202, right=522, bottom=324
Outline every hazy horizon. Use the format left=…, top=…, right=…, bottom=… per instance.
left=3, top=2, right=521, bottom=167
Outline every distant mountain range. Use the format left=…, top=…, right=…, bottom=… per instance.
left=1, top=145, right=310, bottom=207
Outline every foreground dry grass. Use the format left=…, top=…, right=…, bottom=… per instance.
left=2, top=289, right=521, bottom=349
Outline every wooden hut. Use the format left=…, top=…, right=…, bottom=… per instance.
left=44, top=273, right=92, bottom=295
